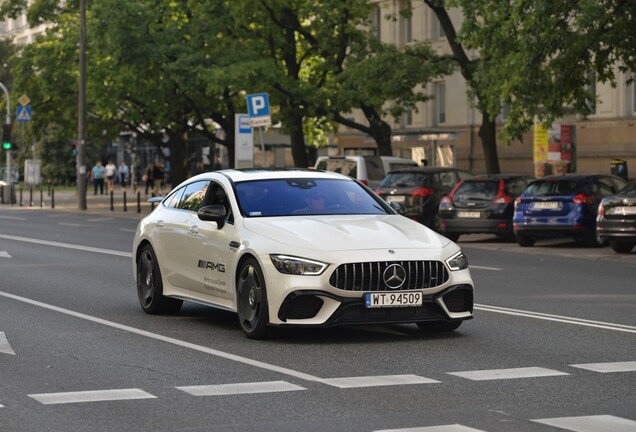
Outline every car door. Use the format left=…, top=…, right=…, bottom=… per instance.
left=190, top=181, right=236, bottom=301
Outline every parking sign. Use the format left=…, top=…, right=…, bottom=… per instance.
left=246, top=93, right=272, bottom=127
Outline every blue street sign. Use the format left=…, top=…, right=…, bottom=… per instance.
left=246, top=93, right=270, bottom=117
left=17, top=105, right=32, bottom=122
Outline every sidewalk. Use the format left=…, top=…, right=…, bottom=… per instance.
left=0, top=186, right=161, bottom=220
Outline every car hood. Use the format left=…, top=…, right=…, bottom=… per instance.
left=243, top=215, right=448, bottom=251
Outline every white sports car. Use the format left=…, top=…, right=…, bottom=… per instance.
left=132, top=168, right=474, bottom=338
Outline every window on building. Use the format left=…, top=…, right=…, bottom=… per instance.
left=632, top=78, right=636, bottom=115
left=431, top=12, right=445, bottom=39
left=434, top=82, right=446, bottom=125
left=399, top=2, right=413, bottom=46
left=586, top=71, right=596, bottom=115
left=371, top=5, right=382, bottom=40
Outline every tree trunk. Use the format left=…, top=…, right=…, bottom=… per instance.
left=289, top=112, right=308, bottom=167
left=362, top=105, right=393, bottom=156
left=478, top=113, right=500, bottom=174
left=168, top=130, right=189, bottom=187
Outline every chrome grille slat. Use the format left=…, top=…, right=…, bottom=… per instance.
left=329, top=260, right=449, bottom=291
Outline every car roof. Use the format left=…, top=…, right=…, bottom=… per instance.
left=387, top=167, right=472, bottom=174
left=463, top=174, right=532, bottom=181
left=194, top=168, right=351, bottom=183
left=530, top=173, right=606, bottom=182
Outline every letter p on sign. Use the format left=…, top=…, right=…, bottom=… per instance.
left=246, top=93, right=272, bottom=127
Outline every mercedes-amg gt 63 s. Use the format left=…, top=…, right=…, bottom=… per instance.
left=132, top=169, right=474, bottom=338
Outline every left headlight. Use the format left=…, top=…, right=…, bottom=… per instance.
left=270, top=255, right=328, bottom=276
left=446, top=251, right=469, bottom=271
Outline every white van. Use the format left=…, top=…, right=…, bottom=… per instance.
left=313, top=155, right=418, bottom=189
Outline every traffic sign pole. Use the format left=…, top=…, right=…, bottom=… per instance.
left=0, top=82, right=11, bottom=186
left=246, top=93, right=272, bottom=168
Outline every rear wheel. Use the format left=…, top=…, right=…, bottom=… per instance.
left=417, top=321, right=462, bottom=332
left=237, top=258, right=271, bottom=339
left=136, top=244, right=182, bottom=314
left=516, top=232, right=535, bottom=247
left=610, top=240, right=635, bottom=254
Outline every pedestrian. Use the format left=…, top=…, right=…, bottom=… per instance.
left=104, top=159, right=117, bottom=193
left=143, top=163, right=154, bottom=195
left=213, top=155, right=223, bottom=170
left=152, top=160, right=165, bottom=194
left=193, top=162, right=205, bottom=176
left=118, top=160, right=130, bottom=191
left=91, top=161, right=105, bottom=195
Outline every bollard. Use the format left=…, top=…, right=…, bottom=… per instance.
left=123, top=191, right=127, bottom=212
left=19, top=188, right=23, bottom=207
left=29, top=188, right=33, bottom=207
left=110, top=191, right=114, bottom=211
left=51, top=188, right=55, bottom=209
left=151, top=193, right=155, bottom=211
left=40, top=187, right=43, bottom=208
left=137, top=191, right=141, bottom=213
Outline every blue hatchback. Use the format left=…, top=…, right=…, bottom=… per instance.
left=513, top=174, right=629, bottom=247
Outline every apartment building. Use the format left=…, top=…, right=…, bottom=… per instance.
left=336, top=1, right=635, bottom=178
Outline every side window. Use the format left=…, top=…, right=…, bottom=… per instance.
left=438, top=171, right=456, bottom=188
left=506, top=178, right=529, bottom=197
left=176, top=181, right=210, bottom=211
left=597, top=177, right=615, bottom=195
left=163, top=188, right=185, bottom=209
left=457, top=171, right=473, bottom=181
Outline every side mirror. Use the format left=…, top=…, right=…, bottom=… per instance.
left=389, top=201, right=405, bottom=214
left=198, top=204, right=227, bottom=229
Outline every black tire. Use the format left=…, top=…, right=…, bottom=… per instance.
left=236, top=258, right=271, bottom=339
left=136, top=244, right=182, bottom=314
left=417, top=321, right=462, bottom=332
left=610, top=240, right=635, bottom=254
left=516, top=232, right=535, bottom=247
left=583, top=232, right=603, bottom=247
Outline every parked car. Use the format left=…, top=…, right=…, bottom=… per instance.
left=375, top=167, right=474, bottom=232
left=438, top=174, right=534, bottom=241
left=314, top=155, right=418, bottom=189
left=596, top=180, right=636, bottom=253
left=132, top=168, right=475, bottom=339
left=513, top=174, right=629, bottom=247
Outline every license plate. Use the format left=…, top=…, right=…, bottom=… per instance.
left=365, top=291, right=423, bottom=308
left=386, top=195, right=405, bottom=204
left=611, top=206, right=636, bottom=215
left=531, top=201, right=559, bottom=210
left=457, top=211, right=481, bottom=218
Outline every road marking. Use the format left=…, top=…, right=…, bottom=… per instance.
left=28, top=388, right=156, bottom=405
left=448, top=367, right=568, bottom=381
left=0, top=332, right=15, bottom=355
left=376, top=425, right=486, bottom=432
left=119, top=228, right=137, bottom=233
left=570, top=361, right=636, bottom=373
left=58, top=222, right=81, bottom=227
left=0, top=234, right=131, bottom=258
left=177, top=381, right=305, bottom=396
left=0, top=215, right=26, bottom=221
left=469, top=265, right=502, bottom=271
left=475, top=304, right=636, bottom=334
left=0, top=291, right=324, bottom=383
left=533, top=415, right=636, bottom=432
left=322, top=375, right=439, bottom=388
left=0, top=251, right=11, bottom=258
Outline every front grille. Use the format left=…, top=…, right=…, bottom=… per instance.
left=329, top=261, right=448, bottom=291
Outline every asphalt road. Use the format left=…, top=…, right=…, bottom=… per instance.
left=0, top=207, right=635, bottom=432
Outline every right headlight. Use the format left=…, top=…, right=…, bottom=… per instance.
left=269, top=254, right=328, bottom=276
left=446, top=251, right=469, bottom=271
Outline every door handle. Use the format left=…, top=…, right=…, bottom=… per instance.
left=155, top=220, right=164, bottom=228
left=188, top=225, right=199, bottom=234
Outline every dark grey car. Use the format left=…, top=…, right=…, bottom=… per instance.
left=597, top=180, right=636, bottom=253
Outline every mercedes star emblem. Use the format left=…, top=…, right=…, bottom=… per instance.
left=383, top=264, right=407, bottom=289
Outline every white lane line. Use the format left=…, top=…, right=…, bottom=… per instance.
left=0, top=332, right=16, bottom=355
left=475, top=304, right=636, bottom=334
left=0, top=215, right=26, bottom=221
left=0, top=291, right=323, bottom=383
left=533, top=415, right=636, bottom=432
left=469, top=265, right=502, bottom=271
left=570, top=361, right=636, bottom=373
left=119, top=228, right=136, bottom=233
left=87, top=217, right=115, bottom=222
left=376, top=425, right=486, bottom=432
left=0, top=251, right=11, bottom=258
left=28, top=388, right=156, bottom=405
left=322, top=375, right=439, bottom=388
left=58, top=222, right=81, bottom=227
left=0, top=234, right=131, bottom=258
left=448, top=367, right=568, bottom=381
left=177, top=381, right=305, bottom=396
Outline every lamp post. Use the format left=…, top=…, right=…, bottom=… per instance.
left=77, top=0, right=87, bottom=209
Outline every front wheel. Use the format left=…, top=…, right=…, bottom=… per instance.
left=136, top=244, right=182, bottom=314
left=610, top=240, right=635, bottom=254
left=417, top=321, right=462, bottom=332
left=236, top=258, right=271, bottom=339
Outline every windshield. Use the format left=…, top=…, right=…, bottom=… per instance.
left=379, top=172, right=427, bottom=188
left=524, top=180, right=580, bottom=197
left=236, top=178, right=389, bottom=217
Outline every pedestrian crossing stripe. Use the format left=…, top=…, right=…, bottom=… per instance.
left=533, top=415, right=636, bottom=432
